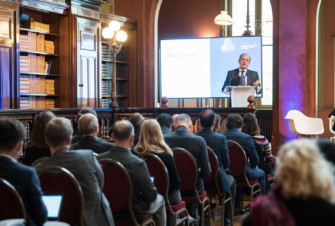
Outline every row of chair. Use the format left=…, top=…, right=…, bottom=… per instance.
left=0, top=140, right=265, bottom=226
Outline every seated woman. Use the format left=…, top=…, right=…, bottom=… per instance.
left=242, top=113, right=274, bottom=175
left=135, top=119, right=182, bottom=205
left=242, top=139, right=335, bottom=226
left=22, top=111, right=56, bottom=166
left=329, top=108, right=335, bottom=131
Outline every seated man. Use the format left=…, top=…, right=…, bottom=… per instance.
left=156, top=113, right=173, bottom=135
left=164, top=114, right=211, bottom=194
left=195, top=109, right=236, bottom=225
left=35, top=117, right=114, bottom=226
left=0, top=119, right=47, bottom=226
left=222, top=113, right=266, bottom=213
left=72, top=113, right=114, bottom=154
left=98, top=120, right=166, bottom=226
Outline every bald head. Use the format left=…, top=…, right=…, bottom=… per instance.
left=78, top=113, right=99, bottom=136
left=112, top=120, right=134, bottom=141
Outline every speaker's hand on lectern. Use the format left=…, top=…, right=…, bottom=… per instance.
left=253, top=79, right=260, bottom=86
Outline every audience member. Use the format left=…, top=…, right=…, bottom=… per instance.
left=195, top=109, right=236, bottom=226
left=129, top=113, right=145, bottom=147
left=164, top=113, right=211, bottom=217
left=214, top=113, right=221, bottom=133
left=172, top=114, right=179, bottom=130
left=243, top=139, right=335, bottom=226
left=222, top=113, right=266, bottom=214
left=242, top=113, right=275, bottom=176
left=317, top=139, right=335, bottom=166
left=72, top=113, right=114, bottom=154
left=35, top=117, right=114, bottom=226
left=72, top=107, right=100, bottom=144
left=196, top=109, right=236, bottom=223
left=22, top=111, right=56, bottom=166
left=98, top=120, right=166, bottom=226
left=135, top=119, right=182, bottom=225
left=156, top=113, right=173, bottom=135
left=0, top=119, right=47, bottom=226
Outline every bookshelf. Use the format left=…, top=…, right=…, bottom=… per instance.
left=19, top=7, right=60, bottom=109
left=100, top=14, right=138, bottom=108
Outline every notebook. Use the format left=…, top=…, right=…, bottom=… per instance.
left=42, top=194, right=63, bottom=220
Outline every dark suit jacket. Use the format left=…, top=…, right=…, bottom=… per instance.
left=72, top=136, right=114, bottom=154
left=195, top=129, right=231, bottom=193
left=160, top=126, right=171, bottom=135
left=328, top=109, right=335, bottom=130
left=221, top=68, right=260, bottom=92
left=98, top=146, right=159, bottom=219
left=222, top=128, right=259, bottom=173
left=0, top=156, right=47, bottom=226
left=164, top=126, right=211, bottom=194
left=35, top=149, right=114, bottom=226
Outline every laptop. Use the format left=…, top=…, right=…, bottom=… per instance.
left=42, top=194, right=63, bottom=220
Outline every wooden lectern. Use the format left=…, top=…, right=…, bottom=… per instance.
left=228, top=86, right=256, bottom=107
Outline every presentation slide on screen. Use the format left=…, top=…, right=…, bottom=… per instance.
left=160, top=36, right=262, bottom=98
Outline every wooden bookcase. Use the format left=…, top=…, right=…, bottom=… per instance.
left=100, top=16, right=137, bottom=108
left=18, top=7, right=61, bottom=109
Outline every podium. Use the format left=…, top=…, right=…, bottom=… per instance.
left=228, top=86, right=256, bottom=107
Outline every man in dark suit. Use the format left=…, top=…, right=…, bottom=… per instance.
left=98, top=120, right=166, bottom=226
left=221, top=53, right=261, bottom=94
left=195, top=109, right=236, bottom=225
left=156, top=113, right=173, bottom=135
left=72, top=113, right=114, bottom=154
left=0, top=119, right=47, bottom=226
left=222, top=113, right=266, bottom=212
left=35, top=117, right=115, bottom=226
left=164, top=114, right=211, bottom=195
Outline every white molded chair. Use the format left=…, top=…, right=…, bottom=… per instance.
left=329, top=118, right=335, bottom=142
left=284, top=110, right=324, bottom=138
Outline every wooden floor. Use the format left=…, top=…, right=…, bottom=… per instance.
left=210, top=206, right=245, bottom=226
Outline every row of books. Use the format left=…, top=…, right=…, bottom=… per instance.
left=30, top=20, right=50, bottom=33
left=101, top=80, right=111, bottom=96
left=101, top=64, right=126, bottom=78
left=20, top=96, right=55, bottom=109
left=102, top=45, right=127, bottom=61
left=20, top=54, right=48, bottom=73
left=20, top=32, right=55, bottom=54
left=20, top=75, right=55, bottom=95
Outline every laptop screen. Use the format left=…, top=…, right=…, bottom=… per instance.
left=42, top=194, right=63, bottom=219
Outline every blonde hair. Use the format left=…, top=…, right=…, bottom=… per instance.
left=276, top=139, right=335, bottom=203
left=135, top=119, right=173, bottom=156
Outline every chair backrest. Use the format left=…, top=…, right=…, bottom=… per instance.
left=285, top=110, right=324, bottom=135
left=204, top=146, right=222, bottom=195
left=172, top=147, right=198, bottom=193
left=38, top=166, right=84, bottom=226
left=0, top=178, right=26, bottom=221
left=99, top=158, right=133, bottom=213
left=227, top=140, right=247, bottom=178
left=138, top=152, right=169, bottom=200
left=204, top=146, right=218, bottom=185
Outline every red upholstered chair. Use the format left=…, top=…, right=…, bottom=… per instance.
left=172, top=147, right=211, bottom=226
left=38, top=166, right=84, bottom=226
left=0, top=178, right=26, bottom=223
left=227, top=140, right=261, bottom=208
left=138, top=152, right=188, bottom=226
left=99, top=158, right=155, bottom=226
left=204, top=147, right=233, bottom=226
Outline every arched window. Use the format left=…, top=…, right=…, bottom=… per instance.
left=231, top=0, right=273, bottom=106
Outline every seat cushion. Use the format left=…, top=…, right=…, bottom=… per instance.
left=167, top=200, right=186, bottom=212
left=182, top=191, right=208, bottom=203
